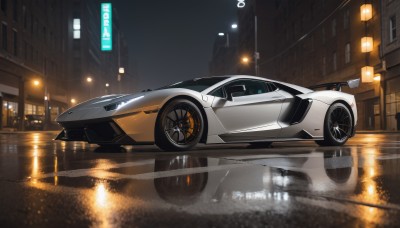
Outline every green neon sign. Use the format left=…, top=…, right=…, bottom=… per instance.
left=101, top=3, right=112, bottom=51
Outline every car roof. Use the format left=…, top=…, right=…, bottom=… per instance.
left=200, top=75, right=313, bottom=95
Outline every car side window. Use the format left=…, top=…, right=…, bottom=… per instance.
left=266, top=82, right=278, bottom=92
left=210, top=87, right=225, bottom=98
left=227, top=80, right=268, bottom=97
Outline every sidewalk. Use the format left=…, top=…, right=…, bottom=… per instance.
left=0, top=128, right=60, bottom=134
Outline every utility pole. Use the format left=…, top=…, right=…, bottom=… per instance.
left=254, top=15, right=259, bottom=76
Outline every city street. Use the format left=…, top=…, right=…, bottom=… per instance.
left=0, top=132, right=399, bottom=227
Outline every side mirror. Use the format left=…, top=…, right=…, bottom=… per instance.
left=226, top=85, right=246, bottom=101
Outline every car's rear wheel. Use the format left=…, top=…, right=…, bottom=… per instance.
left=316, top=103, right=353, bottom=146
left=155, top=99, right=204, bottom=151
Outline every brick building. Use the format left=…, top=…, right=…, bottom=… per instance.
left=381, top=0, right=400, bottom=130
left=235, top=0, right=386, bottom=130
left=0, top=0, right=66, bottom=129
left=0, top=0, right=130, bottom=130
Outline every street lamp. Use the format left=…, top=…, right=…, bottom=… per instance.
left=241, top=56, right=250, bottom=64
left=33, top=80, right=40, bottom=87
left=70, top=98, right=76, bottom=105
left=118, top=68, right=124, bottom=94
left=86, top=76, right=93, bottom=98
left=105, top=83, right=110, bottom=95
left=231, top=24, right=238, bottom=29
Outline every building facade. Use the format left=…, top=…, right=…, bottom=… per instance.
left=0, top=0, right=131, bottom=130
left=209, top=31, right=239, bottom=76
left=0, top=0, right=66, bottom=130
left=61, top=0, right=131, bottom=105
left=381, top=0, right=400, bottom=130
left=235, top=0, right=386, bottom=130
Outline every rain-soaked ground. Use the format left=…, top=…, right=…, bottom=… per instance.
left=0, top=132, right=400, bottom=227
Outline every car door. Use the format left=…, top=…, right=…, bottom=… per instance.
left=210, top=79, right=285, bottom=141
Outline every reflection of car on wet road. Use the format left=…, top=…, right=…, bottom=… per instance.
left=55, top=76, right=359, bottom=151
left=152, top=149, right=357, bottom=205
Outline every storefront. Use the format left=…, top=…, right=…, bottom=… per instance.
left=0, top=84, right=19, bottom=129
left=386, top=77, right=400, bottom=131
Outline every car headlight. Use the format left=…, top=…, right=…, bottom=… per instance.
left=104, top=96, right=144, bottom=111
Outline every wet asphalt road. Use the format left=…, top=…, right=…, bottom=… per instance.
left=1, top=132, right=400, bottom=227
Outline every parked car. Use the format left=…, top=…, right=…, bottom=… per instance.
left=13, top=114, right=45, bottom=130
left=55, top=75, right=359, bottom=151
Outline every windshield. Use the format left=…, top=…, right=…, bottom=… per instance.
left=157, top=77, right=229, bottom=92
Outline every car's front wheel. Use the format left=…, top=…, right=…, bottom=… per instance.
left=316, top=103, right=353, bottom=146
left=155, top=99, right=204, bottom=151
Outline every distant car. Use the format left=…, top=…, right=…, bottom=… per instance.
left=55, top=75, right=359, bottom=151
left=13, top=114, right=45, bottom=130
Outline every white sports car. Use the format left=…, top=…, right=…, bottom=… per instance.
left=55, top=75, right=359, bottom=151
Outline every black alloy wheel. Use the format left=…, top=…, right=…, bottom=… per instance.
left=316, top=103, right=353, bottom=146
left=155, top=99, right=204, bottom=151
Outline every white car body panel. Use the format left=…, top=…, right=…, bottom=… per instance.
left=55, top=75, right=358, bottom=147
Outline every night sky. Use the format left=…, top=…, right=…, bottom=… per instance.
left=113, top=0, right=237, bottom=92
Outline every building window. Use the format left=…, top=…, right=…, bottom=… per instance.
left=12, top=29, right=17, bottom=56
left=23, top=41, right=27, bottom=60
left=23, top=5, right=27, bottom=29
left=343, top=9, right=350, bottom=29
left=1, top=0, right=7, bottom=14
left=389, top=16, right=397, bottom=42
left=12, top=0, right=17, bottom=21
left=332, top=19, right=337, bottom=37
left=333, top=52, right=337, bottom=71
left=30, top=15, right=33, bottom=34
left=2, top=23, right=7, bottom=51
left=73, top=18, right=81, bottom=39
left=345, top=43, right=351, bottom=64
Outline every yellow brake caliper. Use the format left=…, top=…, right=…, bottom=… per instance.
left=186, top=111, right=194, bottom=138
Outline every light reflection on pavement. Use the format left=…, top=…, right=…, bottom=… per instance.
left=0, top=132, right=400, bottom=226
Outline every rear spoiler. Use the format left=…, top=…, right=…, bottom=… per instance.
left=308, top=78, right=360, bottom=91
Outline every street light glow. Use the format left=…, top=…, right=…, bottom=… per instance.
left=242, top=56, right=249, bottom=64
left=218, top=33, right=225, bottom=36
left=105, top=83, right=110, bottom=87
left=231, top=24, right=238, bottom=29
left=33, top=80, right=40, bottom=86
left=361, top=37, right=373, bottom=52
left=119, top=67, right=125, bottom=74
left=71, top=98, right=76, bottom=104
left=87, top=77, right=93, bottom=83
left=374, top=74, right=381, bottom=81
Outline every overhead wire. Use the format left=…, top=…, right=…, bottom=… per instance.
left=258, top=0, right=352, bottom=66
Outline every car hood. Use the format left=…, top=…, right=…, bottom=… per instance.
left=71, top=93, right=147, bottom=110
left=56, top=88, right=207, bottom=123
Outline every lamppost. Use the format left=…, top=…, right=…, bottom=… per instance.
left=105, top=83, right=110, bottom=95
left=70, top=98, right=76, bottom=106
left=118, top=67, right=124, bottom=94
left=86, top=76, right=93, bottom=98
left=32, top=78, right=49, bottom=130
left=254, top=16, right=259, bottom=76
left=218, top=23, right=238, bottom=48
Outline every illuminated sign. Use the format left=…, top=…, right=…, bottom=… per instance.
left=237, top=0, right=245, bottom=8
left=101, top=3, right=112, bottom=51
